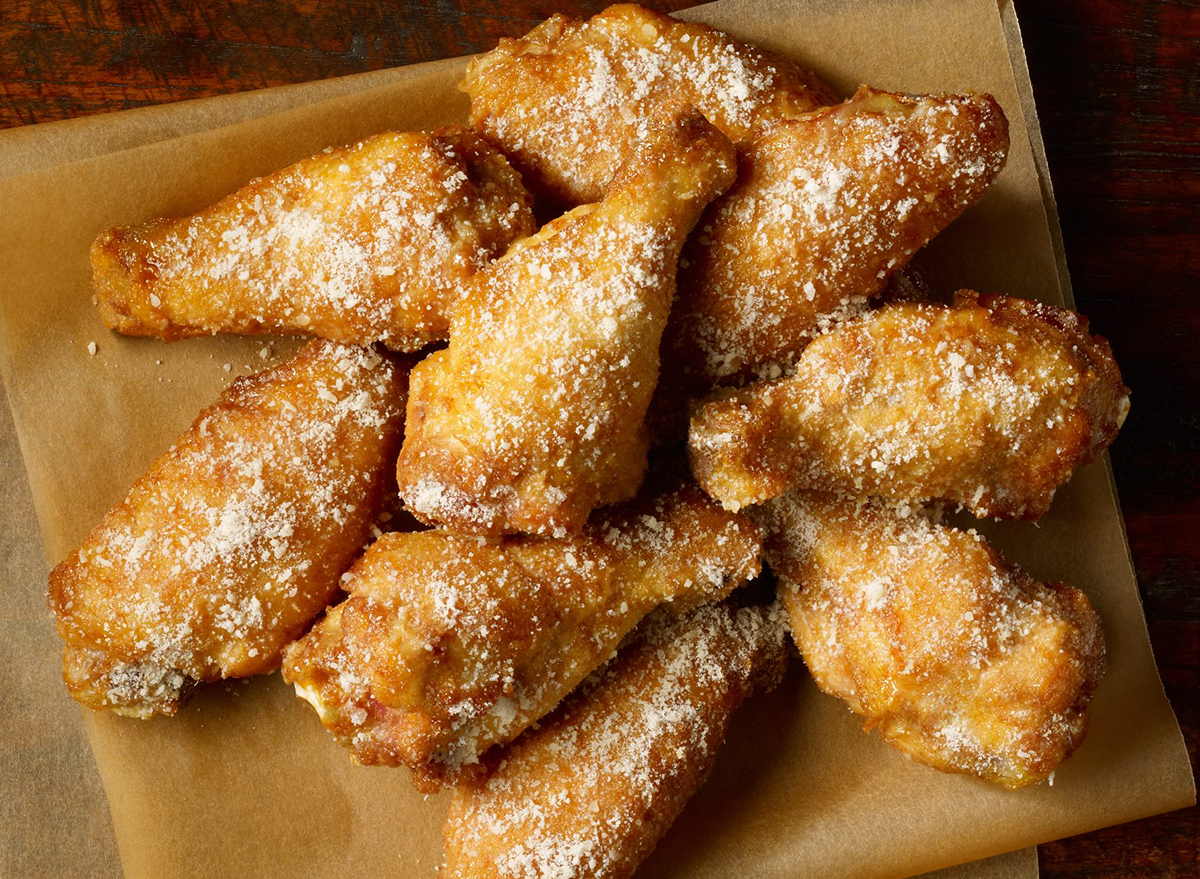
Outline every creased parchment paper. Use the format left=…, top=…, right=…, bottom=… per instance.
left=0, top=1, right=1192, bottom=878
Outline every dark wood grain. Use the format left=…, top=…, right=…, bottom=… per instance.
left=1018, top=3, right=1200, bottom=875
left=1, top=1, right=1196, bottom=876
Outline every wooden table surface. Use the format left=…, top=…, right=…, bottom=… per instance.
left=1, top=1, right=1196, bottom=876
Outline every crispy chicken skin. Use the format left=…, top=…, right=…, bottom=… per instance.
left=395, top=105, right=736, bottom=536
left=282, top=483, right=761, bottom=790
left=91, top=128, right=534, bottom=351
left=759, top=492, right=1105, bottom=788
left=658, top=87, right=1009, bottom=411
left=689, top=292, right=1130, bottom=518
left=47, top=341, right=407, bottom=718
left=441, top=600, right=788, bottom=879
left=460, top=3, right=835, bottom=206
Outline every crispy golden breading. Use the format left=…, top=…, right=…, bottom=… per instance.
left=689, top=292, right=1130, bottom=518
left=461, top=3, right=835, bottom=206
left=759, top=492, right=1105, bottom=788
left=395, top=106, right=736, bottom=536
left=282, top=483, right=761, bottom=789
left=92, top=128, right=534, bottom=350
left=658, top=87, right=1009, bottom=408
left=648, top=265, right=929, bottom=446
left=442, top=600, right=788, bottom=879
left=47, top=341, right=407, bottom=718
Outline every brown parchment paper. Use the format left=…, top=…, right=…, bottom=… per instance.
left=0, top=57, right=466, bottom=182
left=0, top=1, right=1192, bottom=878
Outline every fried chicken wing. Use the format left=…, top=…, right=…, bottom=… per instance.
left=461, top=3, right=835, bottom=206
left=689, top=292, right=1130, bottom=518
left=395, top=105, right=736, bottom=536
left=47, top=341, right=407, bottom=718
left=282, top=483, right=761, bottom=789
left=759, top=491, right=1105, bottom=788
left=441, top=600, right=788, bottom=879
left=92, top=128, right=534, bottom=350
left=658, top=87, right=1009, bottom=410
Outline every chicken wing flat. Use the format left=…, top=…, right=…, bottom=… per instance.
left=689, top=292, right=1130, bottom=518
left=48, top=341, right=407, bottom=718
left=460, top=3, right=835, bottom=206
left=659, top=87, right=1009, bottom=405
left=441, top=600, right=788, bottom=879
left=92, top=128, right=534, bottom=350
left=395, top=105, right=736, bottom=536
left=759, top=491, right=1104, bottom=788
left=282, top=483, right=761, bottom=789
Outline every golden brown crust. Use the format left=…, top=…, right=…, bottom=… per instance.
left=441, top=600, right=788, bottom=879
left=282, top=482, right=761, bottom=788
left=759, top=492, right=1105, bottom=789
left=461, top=3, right=835, bottom=206
left=688, top=292, right=1130, bottom=519
left=655, top=86, right=1009, bottom=419
left=395, top=105, right=736, bottom=536
left=47, top=341, right=407, bottom=718
left=91, top=127, right=534, bottom=350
